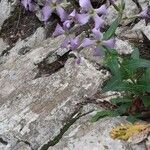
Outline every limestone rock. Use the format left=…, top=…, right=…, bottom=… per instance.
left=0, top=32, right=106, bottom=149
left=49, top=117, right=146, bottom=150
left=105, top=0, right=139, bottom=25
left=0, top=0, right=18, bottom=29
left=132, top=20, right=150, bottom=40
left=115, top=38, right=133, bottom=55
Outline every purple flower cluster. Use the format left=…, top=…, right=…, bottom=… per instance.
left=21, top=0, right=117, bottom=58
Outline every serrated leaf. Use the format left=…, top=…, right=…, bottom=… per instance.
left=142, top=96, right=150, bottom=107
left=105, top=50, right=120, bottom=76
left=103, top=76, right=129, bottom=92
left=121, top=58, right=150, bottom=80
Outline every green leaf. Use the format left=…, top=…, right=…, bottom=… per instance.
left=111, top=97, right=131, bottom=105
left=142, top=96, right=150, bottom=107
left=105, top=49, right=120, bottom=76
left=120, top=58, right=150, bottom=79
left=126, top=115, right=140, bottom=123
left=137, top=69, right=150, bottom=92
left=139, top=69, right=150, bottom=81
left=103, top=76, right=129, bottom=92
left=116, top=103, right=131, bottom=115
left=123, top=59, right=150, bottom=70
left=131, top=47, right=139, bottom=60
left=103, top=16, right=121, bottom=40
left=91, top=110, right=118, bottom=122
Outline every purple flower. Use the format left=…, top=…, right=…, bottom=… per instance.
left=42, top=0, right=68, bottom=22
left=21, top=0, right=35, bottom=11
left=80, top=29, right=116, bottom=56
left=53, top=24, right=80, bottom=50
left=138, top=7, right=150, bottom=21
left=70, top=36, right=81, bottom=50
left=77, top=0, right=107, bottom=29
left=76, top=56, right=81, bottom=64
left=53, top=24, right=65, bottom=37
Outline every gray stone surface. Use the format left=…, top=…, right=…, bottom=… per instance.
left=133, top=20, right=150, bottom=40
left=105, top=0, right=139, bottom=25
left=0, top=0, right=17, bottom=30
left=115, top=38, right=133, bottom=54
left=49, top=117, right=145, bottom=150
left=0, top=38, right=9, bottom=54
left=0, top=31, right=107, bottom=149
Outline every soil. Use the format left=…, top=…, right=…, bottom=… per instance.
left=0, top=4, right=43, bottom=48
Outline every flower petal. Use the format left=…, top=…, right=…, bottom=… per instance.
left=56, top=6, right=68, bottom=22
left=21, top=0, right=34, bottom=11
left=69, top=9, right=76, bottom=18
left=93, top=15, right=105, bottom=29
left=79, top=0, right=92, bottom=11
left=93, top=47, right=104, bottom=56
left=53, top=24, right=65, bottom=37
left=103, top=38, right=116, bottom=49
left=76, top=57, right=81, bottom=64
left=42, top=5, right=52, bottom=22
left=63, top=20, right=72, bottom=29
left=21, top=0, right=28, bottom=9
left=76, top=13, right=90, bottom=25
left=92, top=28, right=103, bottom=40
left=61, top=37, right=70, bottom=48
left=138, top=7, right=150, bottom=19
left=80, top=38, right=95, bottom=48
left=28, top=3, right=35, bottom=11
left=70, top=36, right=80, bottom=50
left=95, top=4, right=107, bottom=15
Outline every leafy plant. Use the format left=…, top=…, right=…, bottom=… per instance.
left=92, top=47, right=150, bottom=123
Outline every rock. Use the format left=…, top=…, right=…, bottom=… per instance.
left=115, top=38, right=133, bottom=54
left=138, top=0, right=150, bottom=9
left=0, top=38, right=9, bottom=55
left=49, top=117, right=146, bottom=150
left=0, top=0, right=17, bottom=30
left=0, top=32, right=107, bottom=149
left=132, top=20, right=150, bottom=40
left=146, top=135, right=150, bottom=150
left=105, top=0, right=139, bottom=25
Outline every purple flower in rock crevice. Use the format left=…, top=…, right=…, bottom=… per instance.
left=53, top=24, right=81, bottom=50
left=80, top=28, right=116, bottom=56
left=138, top=7, right=150, bottom=21
left=76, top=0, right=107, bottom=29
left=42, top=0, right=68, bottom=23
left=62, top=9, right=83, bottom=29
left=21, top=0, right=35, bottom=11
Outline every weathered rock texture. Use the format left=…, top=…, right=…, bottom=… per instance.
left=0, top=0, right=150, bottom=150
